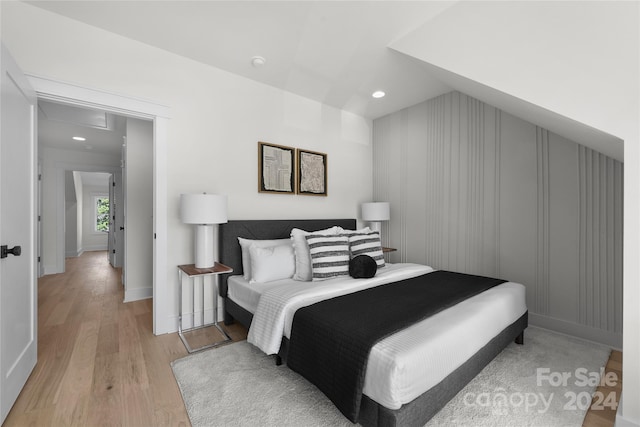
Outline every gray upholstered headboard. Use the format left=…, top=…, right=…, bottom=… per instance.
left=218, top=219, right=356, bottom=296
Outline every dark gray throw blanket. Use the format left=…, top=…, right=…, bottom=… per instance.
left=286, top=270, right=507, bottom=423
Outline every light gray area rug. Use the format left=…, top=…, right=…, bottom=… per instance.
left=171, top=327, right=611, bottom=427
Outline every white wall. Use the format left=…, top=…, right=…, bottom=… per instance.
left=1, top=2, right=372, bottom=331
left=390, top=1, right=635, bottom=161
left=390, top=2, right=640, bottom=424
left=64, top=171, right=78, bottom=257
left=124, top=118, right=153, bottom=302
left=375, top=91, right=623, bottom=347
left=73, top=171, right=83, bottom=255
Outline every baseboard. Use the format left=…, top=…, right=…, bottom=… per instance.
left=528, top=312, right=622, bottom=349
left=615, top=393, right=640, bottom=427
left=43, top=265, right=62, bottom=275
left=163, top=314, right=179, bottom=334
left=616, top=413, right=640, bottom=427
left=65, top=249, right=83, bottom=257
left=83, top=245, right=107, bottom=252
left=123, top=286, right=152, bottom=303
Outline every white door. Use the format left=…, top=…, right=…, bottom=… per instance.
left=108, top=174, right=116, bottom=266
left=0, top=44, right=38, bottom=423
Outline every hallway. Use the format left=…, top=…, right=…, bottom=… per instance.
left=5, top=251, right=190, bottom=425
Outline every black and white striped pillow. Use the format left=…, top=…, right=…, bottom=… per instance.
left=304, top=234, right=350, bottom=281
left=347, top=231, right=385, bottom=268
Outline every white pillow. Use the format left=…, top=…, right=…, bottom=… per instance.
left=305, top=234, right=350, bottom=281
left=339, top=227, right=372, bottom=235
left=348, top=231, right=385, bottom=268
left=290, top=226, right=342, bottom=281
left=238, top=237, right=291, bottom=280
left=249, top=244, right=295, bottom=283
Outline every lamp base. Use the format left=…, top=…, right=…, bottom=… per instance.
left=194, top=224, right=214, bottom=269
left=369, top=221, right=382, bottom=234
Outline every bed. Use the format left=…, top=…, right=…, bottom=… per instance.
left=218, top=219, right=528, bottom=427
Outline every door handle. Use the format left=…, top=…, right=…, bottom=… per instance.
left=120, top=226, right=125, bottom=230
left=1, top=245, right=22, bottom=259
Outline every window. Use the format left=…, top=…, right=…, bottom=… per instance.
left=95, top=196, right=110, bottom=232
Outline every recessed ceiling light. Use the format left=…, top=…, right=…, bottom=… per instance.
left=251, top=56, right=266, bottom=68
left=372, top=91, right=386, bottom=99
left=72, top=136, right=86, bottom=141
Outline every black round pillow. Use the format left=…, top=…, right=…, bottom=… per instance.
left=349, top=255, right=377, bottom=279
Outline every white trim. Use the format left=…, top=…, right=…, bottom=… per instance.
left=82, top=245, right=108, bottom=252
left=528, top=312, right=622, bottom=350
left=616, top=402, right=640, bottom=427
left=28, top=75, right=171, bottom=335
left=124, top=286, right=153, bottom=303
left=54, top=165, right=119, bottom=274
left=153, top=118, right=169, bottom=334
left=65, top=249, right=83, bottom=258
left=26, top=74, right=170, bottom=119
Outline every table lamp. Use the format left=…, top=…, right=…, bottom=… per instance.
left=180, top=193, right=228, bottom=268
left=361, top=202, right=390, bottom=233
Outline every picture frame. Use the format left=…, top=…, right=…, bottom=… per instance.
left=297, top=148, right=327, bottom=196
left=258, top=141, right=295, bottom=194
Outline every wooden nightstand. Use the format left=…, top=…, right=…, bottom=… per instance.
left=177, top=262, right=233, bottom=353
left=382, top=247, right=397, bottom=253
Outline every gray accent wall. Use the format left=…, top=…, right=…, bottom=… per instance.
left=373, top=92, right=623, bottom=347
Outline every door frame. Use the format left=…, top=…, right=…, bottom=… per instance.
left=28, top=75, right=171, bottom=335
left=56, top=165, right=120, bottom=263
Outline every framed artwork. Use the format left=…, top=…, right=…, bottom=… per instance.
left=258, top=141, right=295, bottom=194
left=297, top=148, right=327, bottom=196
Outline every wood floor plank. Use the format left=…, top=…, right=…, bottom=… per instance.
left=52, top=319, right=99, bottom=426
left=86, top=353, right=123, bottom=426
left=18, top=323, right=78, bottom=413
left=118, top=306, right=150, bottom=390
left=95, top=321, right=119, bottom=356
left=43, top=299, right=74, bottom=327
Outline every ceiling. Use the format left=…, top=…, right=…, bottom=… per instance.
left=76, top=171, right=111, bottom=188
left=38, top=100, right=126, bottom=157
left=27, top=0, right=456, bottom=120
left=28, top=1, right=624, bottom=162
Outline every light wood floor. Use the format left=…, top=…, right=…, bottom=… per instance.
left=583, top=349, right=622, bottom=427
left=3, top=250, right=620, bottom=426
left=4, top=251, right=247, bottom=426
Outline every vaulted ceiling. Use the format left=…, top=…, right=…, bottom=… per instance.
left=27, top=1, right=455, bottom=120
left=26, top=1, right=631, bottom=161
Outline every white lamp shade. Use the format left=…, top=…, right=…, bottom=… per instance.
left=361, top=202, right=390, bottom=222
left=180, top=194, right=228, bottom=225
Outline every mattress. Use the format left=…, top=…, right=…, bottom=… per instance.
left=228, top=274, right=288, bottom=314
left=229, top=263, right=527, bottom=410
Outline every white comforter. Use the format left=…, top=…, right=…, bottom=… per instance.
left=245, top=263, right=527, bottom=409
left=247, top=263, right=434, bottom=355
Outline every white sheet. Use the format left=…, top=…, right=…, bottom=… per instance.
left=231, top=264, right=527, bottom=410
left=228, top=274, right=288, bottom=314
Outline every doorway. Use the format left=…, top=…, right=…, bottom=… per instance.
left=28, top=75, right=170, bottom=335
left=64, top=171, right=113, bottom=259
left=39, top=100, right=154, bottom=305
